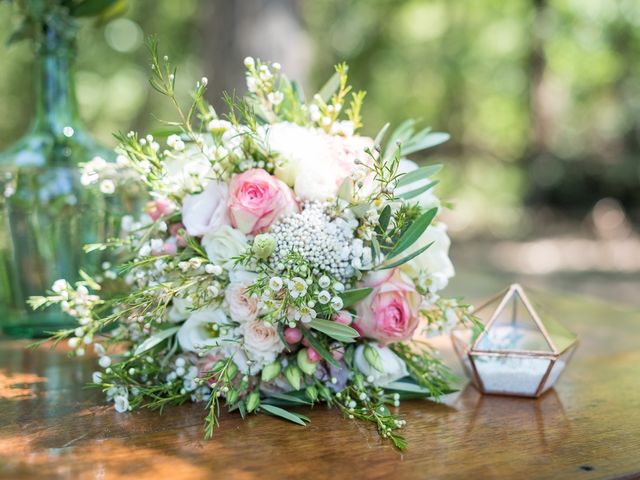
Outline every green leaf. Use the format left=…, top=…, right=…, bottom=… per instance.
left=402, top=132, right=450, bottom=155
left=378, top=242, right=433, bottom=270
left=398, top=180, right=439, bottom=201
left=149, top=126, right=183, bottom=137
left=387, top=207, right=438, bottom=260
left=259, top=404, right=307, bottom=426
left=396, top=165, right=442, bottom=188
left=336, top=177, right=352, bottom=201
left=338, top=288, right=373, bottom=308
left=291, top=80, right=306, bottom=104
left=133, top=326, right=179, bottom=356
left=79, top=270, right=102, bottom=290
left=349, top=203, right=370, bottom=218
left=383, top=119, right=418, bottom=161
left=70, top=0, right=118, bottom=17
left=308, top=318, right=359, bottom=343
left=364, top=344, right=385, bottom=373
left=374, top=122, right=390, bottom=147
left=385, top=379, right=432, bottom=395
left=264, top=392, right=311, bottom=406
left=377, top=205, right=391, bottom=234
left=317, top=70, right=340, bottom=103
left=301, top=328, right=340, bottom=367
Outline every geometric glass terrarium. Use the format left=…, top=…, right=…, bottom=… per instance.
left=451, top=284, right=578, bottom=397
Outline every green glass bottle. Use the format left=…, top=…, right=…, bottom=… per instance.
left=0, top=15, right=114, bottom=337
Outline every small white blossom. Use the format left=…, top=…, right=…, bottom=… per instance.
left=317, top=290, right=331, bottom=304
left=99, top=356, right=112, bottom=368
left=287, top=277, right=308, bottom=298
left=330, top=296, right=344, bottom=310
left=114, top=395, right=130, bottom=413
left=269, top=277, right=283, bottom=291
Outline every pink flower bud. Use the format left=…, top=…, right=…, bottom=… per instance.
left=163, top=240, right=177, bottom=255
left=332, top=310, right=352, bottom=325
left=306, top=347, right=321, bottom=363
left=284, top=327, right=302, bottom=344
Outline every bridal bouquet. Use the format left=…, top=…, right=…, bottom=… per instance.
left=31, top=40, right=473, bottom=449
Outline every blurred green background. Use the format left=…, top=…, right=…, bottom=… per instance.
left=1, top=0, right=638, bottom=303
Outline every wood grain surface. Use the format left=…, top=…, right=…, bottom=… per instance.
left=0, top=291, right=638, bottom=480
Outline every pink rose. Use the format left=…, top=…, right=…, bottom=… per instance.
left=228, top=169, right=298, bottom=235
left=354, top=269, right=422, bottom=345
left=182, top=181, right=230, bottom=236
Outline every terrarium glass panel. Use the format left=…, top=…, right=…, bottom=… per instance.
left=540, top=344, right=577, bottom=393
left=474, top=290, right=553, bottom=353
left=471, top=354, right=552, bottom=396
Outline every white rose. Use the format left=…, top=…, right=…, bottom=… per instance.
left=240, top=319, right=284, bottom=369
left=167, top=297, right=192, bottom=323
left=396, top=159, right=441, bottom=211
left=177, top=307, right=229, bottom=353
left=163, top=146, right=212, bottom=194
left=182, top=180, right=230, bottom=237
left=201, top=225, right=248, bottom=268
left=225, top=270, right=259, bottom=323
left=266, top=122, right=332, bottom=187
left=354, top=344, right=408, bottom=386
left=294, top=164, right=340, bottom=201
left=401, top=222, right=454, bottom=291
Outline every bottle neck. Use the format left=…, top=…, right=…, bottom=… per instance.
left=32, top=24, right=80, bottom=136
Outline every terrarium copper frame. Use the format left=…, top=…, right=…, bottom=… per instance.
left=452, top=283, right=578, bottom=398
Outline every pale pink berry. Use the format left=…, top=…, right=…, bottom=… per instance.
left=306, top=347, right=321, bottom=362
left=332, top=310, right=352, bottom=325
left=284, top=327, right=302, bottom=344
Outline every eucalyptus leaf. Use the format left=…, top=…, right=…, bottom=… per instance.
left=364, top=344, right=385, bottom=373
left=398, top=180, right=439, bottom=201
left=265, top=392, right=311, bottom=406
left=384, top=380, right=432, bottom=395
left=402, top=132, right=450, bottom=155
left=374, top=122, right=390, bottom=147
left=336, top=178, right=352, bottom=201
left=396, top=165, right=442, bottom=188
left=387, top=207, right=438, bottom=260
left=133, top=326, right=179, bottom=357
left=338, top=287, right=373, bottom=308
left=308, top=318, right=359, bottom=343
left=378, top=242, right=433, bottom=270
left=259, top=404, right=307, bottom=426
left=377, top=205, right=391, bottom=233
left=317, top=71, right=340, bottom=102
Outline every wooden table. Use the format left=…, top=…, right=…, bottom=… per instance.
left=0, top=291, right=639, bottom=480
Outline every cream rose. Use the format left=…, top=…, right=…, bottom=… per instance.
left=240, top=319, right=284, bottom=368
left=201, top=225, right=249, bottom=268
left=225, top=270, right=259, bottom=323
left=354, top=344, right=408, bottom=386
left=182, top=180, right=230, bottom=237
